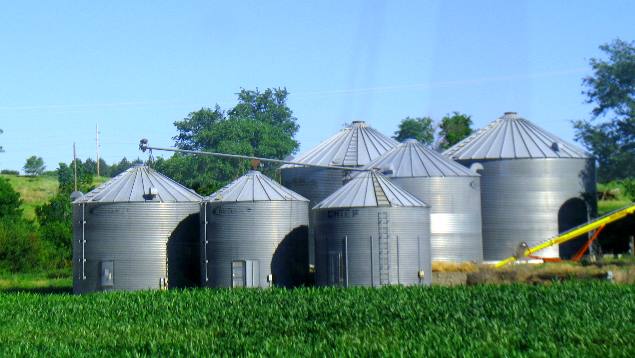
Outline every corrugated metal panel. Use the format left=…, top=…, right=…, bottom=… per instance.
left=366, top=139, right=477, bottom=177
left=313, top=206, right=432, bottom=287
left=392, top=177, right=483, bottom=262
left=444, top=112, right=589, bottom=160
left=72, top=202, right=200, bottom=293
left=281, top=121, right=398, bottom=168
left=314, top=171, right=427, bottom=209
left=208, top=170, right=308, bottom=202
left=458, top=158, right=596, bottom=261
left=75, top=165, right=202, bottom=203
left=202, top=200, right=310, bottom=288
left=280, top=167, right=349, bottom=266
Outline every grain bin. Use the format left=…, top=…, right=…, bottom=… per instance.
left=366, top=139, right=483, bottom=262
left=201, top=170, right=309, bottom=288
left=280, top=121, right=398, bottom=265
left=313, top=170, right=432, bottom=287
left=444, top=112, right=597, bottom=261
left=72, top=165, right=202, bottom=294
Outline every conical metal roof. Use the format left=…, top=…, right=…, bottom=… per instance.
left=313, top=170, right=427, bottom=209
left=443, top=112, right=589, bottom=160
left=282, top=121, right=398, bottom=168
left=365, top=139, right=477, bottom=177
left=207, top=170, right=308, bottom=202
left=74, top=165, right=202, bottom=203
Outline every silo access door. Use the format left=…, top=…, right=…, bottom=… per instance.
left=232, top=260, right=260, bottom=288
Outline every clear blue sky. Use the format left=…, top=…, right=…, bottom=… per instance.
left=0, top=1, right=633, bottom=172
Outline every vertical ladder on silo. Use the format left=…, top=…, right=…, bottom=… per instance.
left=344, top=127, right=359, bottom=165
left=378, top=211, right=390, bottom=285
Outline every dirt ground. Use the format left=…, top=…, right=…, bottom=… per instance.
left=431, top=258, right=635, bottom=286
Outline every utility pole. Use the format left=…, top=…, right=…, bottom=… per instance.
left=73, top=142, right=78, bottom=192
left=96, top=123, right=100, bottom=177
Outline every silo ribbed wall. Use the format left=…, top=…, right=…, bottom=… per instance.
left=280, top=167, right=348, bottom=265
left=72, top=202, right=200, bottom=294
left=202, top=200, right=309, bottom=288
left=458, top=158, right=596, bottom=261
left=391, top=176, right=483, bottom=262
left=313, top=207, right=432, bottom=287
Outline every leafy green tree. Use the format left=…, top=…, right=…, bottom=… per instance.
left=574, top=39, right=635, bottom=182
left=0, top=128, right=4, bottom=153
left=393, top=117, right=435, bottom=145
left=0, top=177, right=22, bottom=218
left=57, top=161, right=94, bottom=196
left=439, top=112, right=473, bottom=150
left=160, top=88, right=300, bottom=195
left=229, top=88, right=299, bottom=137
left=24, top=156, right=45, bottom=176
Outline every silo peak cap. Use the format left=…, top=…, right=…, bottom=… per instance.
left=364, top=139, right=477, bottom=178
left=281, top=121, right=397, bottom=168
left=207, top=170, right=308, bottom=202
left=443, top=113, right=588, bottom=160
left=313, top=170, right=428, bottom=209
left=73, top=165, right=202, bottom=203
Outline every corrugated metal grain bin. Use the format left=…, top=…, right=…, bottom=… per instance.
left=72, top=165, right=202, bottom=294
left=444, top=112, right=597, bottom=261
left=366, top=139, right=483, bottom=262
left=313, top=171, right=432, bottom=287
left=201, top=171, right=309, bottom=288
left=280, top=121, right=398, bottom=265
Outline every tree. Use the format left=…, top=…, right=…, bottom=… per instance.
left=0, top=177, right=22, bottom=218
left=439, top=112, right=473, bottom=150
left=23, top=156, right=45, bottom=176
left=393, top=117, right=435, bottom=145
left=57, top=161, right=94, bottom=196
left=229, top=88, right=299, bottom=137
left=574, top=39, right=635, bottom=182
left=0, top=128, right=4, bottom=153
left=161, top=88, right=300, bottom=195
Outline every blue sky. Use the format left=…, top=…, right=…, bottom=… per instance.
left=0, top=1, right=633, bottom=171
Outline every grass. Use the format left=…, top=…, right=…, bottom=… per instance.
left=0, top=174, right=110, bottom=221
left=0, top=271, right=71, bottom=293
left=0, top=282, right=632, bottom=356
left=1, top=174, right=58, bottom=220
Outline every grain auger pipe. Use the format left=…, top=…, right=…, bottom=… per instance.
left=495, top=203, right=635, bottom=268
left=138, top=139, right=371, bottom=172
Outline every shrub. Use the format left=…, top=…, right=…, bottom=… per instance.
left=0, top=217, right=42, bottom=272
left=36, top=194, right=73, bottom=269
left=622, top=178, right=635, bottom=200
left=0, top=170, right=19, bottom=175
left=0, top=177, right=22, bottom=218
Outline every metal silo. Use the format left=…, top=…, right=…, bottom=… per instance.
left=280, top=121, right=398, bottom=265
left=366, top=139, right=483, bottom=262
left=444, top=112, right=597, bottom=261
left=201, top=170, right=309, bottom=288
left=313, top=171, right=432, bottom=287
left=72, top=165, right=202, bottom=294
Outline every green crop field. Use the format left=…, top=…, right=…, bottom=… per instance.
left=0, top=282, right=632, bottom=356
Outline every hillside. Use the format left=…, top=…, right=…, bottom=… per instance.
left=0, top=174, right=109, bottom=221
